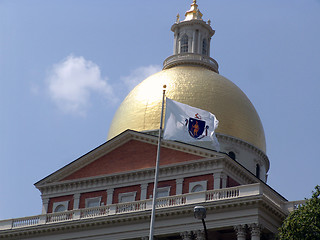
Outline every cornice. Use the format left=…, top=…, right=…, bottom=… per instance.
left=39, top=155, right=257, bottom=198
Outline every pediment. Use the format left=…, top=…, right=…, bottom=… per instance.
left=35, top=130, right=221, bottom=187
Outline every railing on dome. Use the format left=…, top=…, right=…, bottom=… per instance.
left=163, top=53, right=219, bottom=73
left=0, top=183, right=299, bottom=230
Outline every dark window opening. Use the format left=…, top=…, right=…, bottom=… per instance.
left=256, top=164, right=260, bottom=179
left=180, top=35, right=188, bottom=53
left=228, top=151, right=236, bottom=160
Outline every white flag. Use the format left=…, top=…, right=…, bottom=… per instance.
left=163, top=98, right=219, bottom=150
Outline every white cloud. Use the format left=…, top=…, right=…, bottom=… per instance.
left=47, top=55, right=115, bottom=115
left=121, top=65, right=161, bottom=91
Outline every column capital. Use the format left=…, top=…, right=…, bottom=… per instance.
left=42, top=197, right=49, bottom=204
left=176, top=178, right=184, bottom=184
left=195, top=229, right=205, bottom=240
left=234, top=224, right=246, bottom=239
left=180, top=231, right=193, bottom=240
left=73, top=193, right=80, bottom=199
left=250, top=223, right=262, bottom=236
left=107, top=188, right=114, bottom=194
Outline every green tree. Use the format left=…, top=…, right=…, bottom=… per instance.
left=278, top=185, right=320, bottom=240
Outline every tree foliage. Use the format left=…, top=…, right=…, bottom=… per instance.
left=278, top=185, right=320, bottom=240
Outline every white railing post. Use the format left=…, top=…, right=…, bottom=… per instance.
left=109, top=204, right=116, bottom=215
left=74, top=209, right=81, bottom=220
left=39, top=214, right=47, bottom=224
left=0, top=219, right=13, bottom=230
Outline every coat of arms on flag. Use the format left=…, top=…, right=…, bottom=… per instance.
left=186, top=114, right=208, bottom=139
left=163, top=98, right=219, bottom=150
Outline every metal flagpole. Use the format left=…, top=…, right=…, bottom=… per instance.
left=149, top=85, right=166, bottom=240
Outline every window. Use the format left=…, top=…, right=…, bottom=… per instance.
left=202, top=39, right=207, bottom=55
left=157, top=187, right=171, bottom=198
left=119, top=192, right=136, bottom=203
left=228, top=151, right=236, bottom=160
left=180, top=35, right=188, bottom=53
left=256, top=164, right=260, bottom=179
left=191, top=185, right=204, bottom=192
left=52, top=201, right=69, bottom=213
left=189, top=181, right=207, bottom=193
left=85, top=197, right=101, bottom=208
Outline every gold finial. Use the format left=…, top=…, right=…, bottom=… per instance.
left=185, top=0, right=203, bottom=21
left=176, top=14, right=180, bottom=23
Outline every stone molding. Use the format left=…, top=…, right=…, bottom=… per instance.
left=38, top=155, right=257, bottom=199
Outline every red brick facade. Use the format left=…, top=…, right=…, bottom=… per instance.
left=62, top=140, right=201, bottom=181
left=227, top=176, right=240, bottom=187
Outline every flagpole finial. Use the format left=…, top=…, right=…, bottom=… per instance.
left=163, top=85, right=166, bottom=94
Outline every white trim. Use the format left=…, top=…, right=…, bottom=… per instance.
left=189, top=180, right=207, bottom=193
left=53, top=201, right=69, bottom=212
left=119, top=191, right=137, bottom=203
left=85, top=197, right=102, bottom=208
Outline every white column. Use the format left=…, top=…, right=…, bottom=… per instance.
left=213, top=172, right=221, bottom=189
left=41, top=198, right=49, bottom=214
left=198, top=32, right=201, bottom=54
left=192, top=31, right=196, bottom=53
left=107, top=188, right=114, bottom=205
left=180, top=231, right=193, bottom=240
left=176, top=178, right=183, bottom=195
left=221, top=173, right=227, bottom=188
left=174, top=30, right=178, bottom=54
left=73, top=193, right=80, bottom=209
left=140, top=183, right=148, bottom=200
left=234, top=225, right=246, bottom=240
left=250, top=223, right=261, bottom=240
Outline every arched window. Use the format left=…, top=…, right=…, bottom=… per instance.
left=202, top=39, right=207, bottom=55
left=191, top=184, right=204, bottom=193
left=180, top=35, right=188, bottom=53
left=54, top=204, right=66, bottom=212
left=228, top=151, right=236, bottom=160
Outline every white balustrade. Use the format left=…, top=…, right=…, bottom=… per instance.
left=46, top=211, right=73, bottom=223
left=12, top=216, right=40, bottom=228
left=0, top=183, right=291, bottom=231
left=81, top=205, right=110, bottom=218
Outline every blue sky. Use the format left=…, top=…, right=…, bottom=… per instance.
left=1, top=0, right=320, bottom=220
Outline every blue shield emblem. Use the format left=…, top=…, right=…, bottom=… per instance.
left=188, top=118, right=206, bottom=139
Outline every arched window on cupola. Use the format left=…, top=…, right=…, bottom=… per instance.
left=202, top=38, right=208, bottom=55
left=180, top=34, right=188, bottom=53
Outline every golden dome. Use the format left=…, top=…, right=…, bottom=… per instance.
left=107, top=66, right=266, bottom=152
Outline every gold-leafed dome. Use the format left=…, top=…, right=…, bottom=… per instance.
left=107, top=66, right=266, bottom=152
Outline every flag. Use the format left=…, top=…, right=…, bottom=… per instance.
left=163, top=98, right=219, bottom=150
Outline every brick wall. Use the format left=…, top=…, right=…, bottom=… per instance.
left=227, top=176, right=240, bottom=187
left=62, top=140, right=201, bottom=181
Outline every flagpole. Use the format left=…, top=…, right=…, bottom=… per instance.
left=149, top=85, right=166, bottom=240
